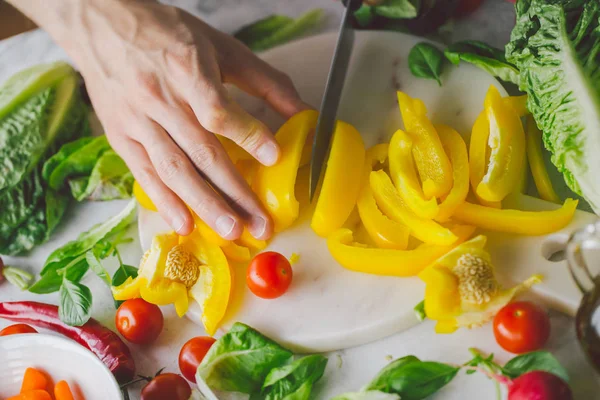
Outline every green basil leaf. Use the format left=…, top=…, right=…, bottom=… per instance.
left=197, top=322, right=293, bottom=394
left=93, top=239, right=113, bottom=259
left=444, top=41, right=520, bottom=85
left=367, top=358, right=458, bottom=400
left=86, top=249, right=110, bottom=286
left=29, top=254, right=88, bottom=294
left=43, top=199, right=137, bottom=270
left=331, top=391, right=401, bottom=400
left=374, top=0, right=419, bottom=20
left=413, top=301, right=426, bottom=322
left=502, top=351, right=569, bottom=383
left=257, top=355, right=328, bottom=400
left=408, top=43, right=444, bottom=86
left=111, top=264, right=138, bottom=308
left=42, top=136, right=94, bottom=181
left=364, top=355, right=421, bottom=392
left=59, top=277, right=92, bottom=326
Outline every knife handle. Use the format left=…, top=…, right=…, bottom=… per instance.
left=342, top=0, right=363, bottom=12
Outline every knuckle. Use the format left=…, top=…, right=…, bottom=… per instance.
left=166, top=43, right=198, bottom=75
left=188, top=143, right=219, bottom=172
left=202, top=104, right=228, bottom=133
left=133, top=70, right=163, bottom=100
left=156, top=152, right=187, bottom=179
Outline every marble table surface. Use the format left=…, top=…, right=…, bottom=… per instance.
left=1, top=0, right=600, bottom=399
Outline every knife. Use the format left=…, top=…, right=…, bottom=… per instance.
left=309, top=0, right=363, bottom=201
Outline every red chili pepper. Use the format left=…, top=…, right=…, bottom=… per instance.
left=0, top=301, right=135, bottom=383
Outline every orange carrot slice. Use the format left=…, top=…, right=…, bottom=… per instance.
left=54, top=380, right=75, bottom=400
left=7, top=390, right=53, bottom=400
left=20, top=368, right=49, bottom=393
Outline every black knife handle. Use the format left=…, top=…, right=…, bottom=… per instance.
left=342, top=0, right=363, bottom=12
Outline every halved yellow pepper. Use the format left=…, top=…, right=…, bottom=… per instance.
left=453, top=199, right=578, bottom=235
left=327, top=225, right=475, bottom=277
left=180, top=230, right=232, bottom=336
left=476, top=86, right=526, bottom=202
left=370, top=170, right=458, bottom=245
left=357, top=144, right=409, bottom=250
left=238, top=228, right=267, bottom=250
left=388, top=129, right=439, bottom=219
left=140, top=279, right=189, bottom=317
left=312, top=121, right=365, bottom=237
left=435, top=124, right=470, bottom=222
left=222, top=242, right=251, bottom=262
left=397, top=92, right=453, bottom=199
left=219, top=136, right=252, bottom=163
left=525, top=116, right=560, bottom=203
left=235, top=159, right=258, bottom=186
left=505, top=95, right=529, bottom=117
left=253, top=110, right=319, bottom=232
left=469, top=112, right=501, bottom=208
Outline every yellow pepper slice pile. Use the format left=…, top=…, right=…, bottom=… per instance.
left=419, top=235, right=542, bottom=333
left=357, top=144, right=409, bottom=250
left=397, top=92, right=453, bottom=199
left=388, top=129, right=439, bottom=219
left=312, top=121, right=365, bottom=237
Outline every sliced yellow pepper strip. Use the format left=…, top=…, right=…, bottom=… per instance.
left=526, top=116, right=560, bottom=203
left=370, top=170, right=458, bottom=245
left=133, top=181, right=157, bottom=211
left=435, top=124, right=470, bottom=222
left=193, top=214, right=231, bottom=248
left=453, top=199, right=578, bottom=235
left=180, top=230, right=232, bottom=336
left=357, top=144, right=409, bottom=250
left=397, top=91, right=453, bottom=199
left=504, top=95, right=529, bottom=117
left=238, top=229, right=267, bottom=250
left=253, top=110, right=319, bottom=232
left=222, top=242, right=251, bottom=263
left=139, top=279, right=189, bottom=317
left=388, top=129, right=439, bottom=219
left=469, top=113, right=501, bottom=208
left=327, top=225, right=475, bottom=277
left=312, top=121, right=365, bottom=237
left=476, top=85, right=526, bottom=202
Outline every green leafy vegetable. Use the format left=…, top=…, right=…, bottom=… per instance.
left=502, top=351, right=569, bottom=383
left=111, top=263, right=138, bottom=308
left=59, top=275, right=92, bottom=326
left=444, top=40, right=520, bottom=85
left=413, top=300, right=426, bottom=321
left=197, top=322, right=293, bottom=394
left=364, top=355, right=421, bottom=392
left=235, top=9, right=325, bottom=52
left=69, top=150, right=133, bottom=201
left=86, top=249, right=111, bottom=286
left=255, top=355, right=328, bottom=400
left=29, top=254, right=89, bottom=294
left=506, top=0, right=600, bottom=211
left=42, top=136, right=93, bottom=181
left=331, top=392, right=400, bottom=400
left=43, top=199, right=137, bottom=270
left=2, top=266, right=34, bottom=290
left=354, top=5, right=375, bottom=28
left=408, top=43, right=445, bottom=86
left=374, top=0, right=420, bottom=19
left=45, top=188, right=69, bottom=234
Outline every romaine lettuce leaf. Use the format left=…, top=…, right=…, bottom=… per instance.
left=506, top=0, right=600, bottom=211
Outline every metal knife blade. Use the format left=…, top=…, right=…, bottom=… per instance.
left=309, top=0, right=361, bottom=201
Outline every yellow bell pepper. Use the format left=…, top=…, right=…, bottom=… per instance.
left=504, top=95, right=529, bottom=117
left=388, top=129, right=439, bottom=219
left=327, top=225, right=475, bottom=277
left=193, top=212, right=266, bottom=250
left=435, top=124, right=469, bottom=222
left=235, top=159, right=258, bottom=186
left=238, top=228, right=267, bottom=250
left=525, top=116, right=560, bottom=203
left=370, top=170, right=458, bottom=245
left=357, top=144, right=409, bottom=250
left=222, top=242, right=251, bottom=262
left=180, top=230, right=232, bottom=336
left=453, top=199, right=578, bottom=235
left=219, top=136, right=252, bottom=163
left=312, top=121, right=366, bottom=237
left=476, top=86, right=526, bottom=202
left=253, top=110, right=319, bottom=232
left=133, top=181, right=157, bottom=211
left=419, top=235, right=541, bottom=333
left=397, top=92, right=453, bottom=199
left=469, top=112, right=501, bottom=208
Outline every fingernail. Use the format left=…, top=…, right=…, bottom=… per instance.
left=171, top=214, right=188, bottom=234
left=251, top=217, right=267, bottom=239
left=256, top=142, right=279, bottom=166
left=216, top=215, right=236, bottom=237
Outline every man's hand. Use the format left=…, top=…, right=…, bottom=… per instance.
left=11, top=0, right=308, bottom=240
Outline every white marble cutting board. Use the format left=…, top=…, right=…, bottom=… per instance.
left=139, top=30, right=599, bottom=353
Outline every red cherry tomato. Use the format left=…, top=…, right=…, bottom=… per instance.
left=454, top=0, right=485, bottom=18
left=0, top=323, right=37, bottom=336
left=247, top=251, right=293, bottom=299
left=493, top=301, right=551, bottom=354
left=178, top=336, right=216, bottom=383
left=141, top=373, right=191, bottom=400
left=115, top=298, right=164, bottom=345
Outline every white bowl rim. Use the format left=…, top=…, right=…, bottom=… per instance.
left=0, top=332, right=123, bottom=398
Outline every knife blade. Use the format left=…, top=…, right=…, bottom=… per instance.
left=309, top=0, right=362, bottom=201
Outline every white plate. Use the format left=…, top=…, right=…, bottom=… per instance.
left=0, top=333, right=123, bottom=400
